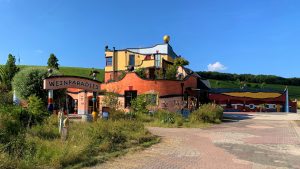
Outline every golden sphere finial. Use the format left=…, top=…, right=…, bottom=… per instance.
left=163, top=35, right=170, bottom=43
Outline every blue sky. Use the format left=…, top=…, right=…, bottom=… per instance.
left=0, top=0, right=299, bottom=78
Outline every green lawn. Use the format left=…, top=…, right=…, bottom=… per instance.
left=17, top=65, right=104, bottom=82
left=209, top=79, right=300, bottom=99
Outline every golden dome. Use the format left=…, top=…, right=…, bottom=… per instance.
left=163, top=35, right=170, bottom=43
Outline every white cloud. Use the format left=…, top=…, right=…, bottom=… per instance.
left=207, top=61, right=227, bottom=72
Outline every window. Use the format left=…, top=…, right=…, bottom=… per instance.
left=106, top=57, right=112, bottom=66
left=129, top=55, right=135, bottom=66
left=154, top=54, right=161, bottom=67
left=124, top=90, right=137, bottom=108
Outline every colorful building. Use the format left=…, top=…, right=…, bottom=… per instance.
left=209, top=88, right=297, bottom=112
left=59, top=36, right=210, bottom=115
left=43, top=36, right=297, bottom=117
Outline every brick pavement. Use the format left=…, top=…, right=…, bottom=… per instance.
left=87, top=113, right=300, bottom=169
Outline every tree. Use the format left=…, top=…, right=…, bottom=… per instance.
left=47, top=53, right=59, bottom=70
left=3, top=54, right=19, bottom=90
left=27, top=95, right=47, bottom=128
left=0, top=66, right=5, bottom=84
left=165, top=65, right=177, bottom=80
left=174, top=57, right=189, bottom=67
left=12, top=67, right=60, bottom=103
left=102, top=92, right=119, bottom=110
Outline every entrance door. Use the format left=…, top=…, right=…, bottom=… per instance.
left=124, top=90, right=137, bottom=108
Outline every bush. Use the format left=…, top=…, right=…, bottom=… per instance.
left=154, top=109, right=183, bottom=126
left=102, top=92, right=119, bottom=110
left=135, top=68, right=146, bottom=79
left=109, top=109, right=127, bottom=121
left=190, top=103, right=223, bottom=123
left=27, top=95, right=49, bottom=127
left=165, top=65, right=177, bottom=80
left=130, top=94, right=149, bottom=114
left=297, top=101, right=300, bottom=109
left=0, top=85, right=12, bottom=106
left=12, top=67, right=61, bottom=103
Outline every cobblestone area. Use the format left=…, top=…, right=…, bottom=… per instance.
left=87, top=113, right=300, bottom=169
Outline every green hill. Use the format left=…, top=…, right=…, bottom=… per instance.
left=209, top=79, right=300, bottom=100
left=3, top=65, right=300, bottom=99
left=17, top=65, right=104, bottom=82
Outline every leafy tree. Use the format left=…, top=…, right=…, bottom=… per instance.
left=102, top=92, right=119, bottom=110
left=0, top=85, right=12, bottom=105
left=27, top=95, right=47, bottom=128
left=3, top=54, right=19, bottom=90
left=155, top=69, right=164, bottom=79
left=0, top=66, right=6, bottom=84
left=165, top=65, right=177, bottom=80
left=12, top=67, right=60, bottom=103
left=130, top=94, right=149, bottom=114
left=47, top=53, right=59, bottom=70
left=174, top=57, right=189, bottom=67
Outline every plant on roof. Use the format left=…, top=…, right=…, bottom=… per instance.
left=174, top=57, right=189, bottom=67
left=165, top=65, right=178, bottom=80
left=135, top=68, right=146, bottom=79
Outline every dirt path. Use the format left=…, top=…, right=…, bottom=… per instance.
left=87, top=113, right=300, bottom=169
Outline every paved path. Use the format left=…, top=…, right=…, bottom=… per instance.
left=88, top=113, right=300, bottom=169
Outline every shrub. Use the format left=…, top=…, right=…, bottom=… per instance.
left=174, top=57, right=189, bottom=67
left=190, top=103, right=223, bottom=123
left=109, top=109, right=127, bottom=121
left=135, top=68, right=146, bottom=79
left=297, top=101, right=300, bottom=109
left=130, top=94, right=149, bottom=114
left=0, top=84, right=13, bottom=106
left=102, top=92, right=119, bottom=110
left=155, top=109, right=183, bottom=125
left=118, top=70, right=126, bottom=80
left=165, top=65, right=177, bottom=80
left=27, top=95, right=48, bottom=127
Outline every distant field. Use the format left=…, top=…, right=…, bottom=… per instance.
left=209, top=79, right=300, bottom=100
left=18, top=65, right=104, bottom=82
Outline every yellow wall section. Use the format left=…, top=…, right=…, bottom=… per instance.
left=104, top=50, right=173, bottom=72
left=223, top=92, right=282, bottom=99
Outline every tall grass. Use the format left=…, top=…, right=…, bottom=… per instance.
left=0, top=113, right=158, bottom=169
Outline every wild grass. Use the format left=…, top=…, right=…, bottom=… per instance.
left=0, top=114, right=158, bottom=169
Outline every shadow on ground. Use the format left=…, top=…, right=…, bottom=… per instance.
left=216, top=143, right=300, bottom=169
left=222, top=113, right=254, bottom=123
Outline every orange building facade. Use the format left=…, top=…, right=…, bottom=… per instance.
left=62, top=36, right=211, bottom=115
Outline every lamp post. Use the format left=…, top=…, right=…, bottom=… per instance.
left=285, top=87, right=289, bottom=113
left=90, top=69, right=99, bottom=121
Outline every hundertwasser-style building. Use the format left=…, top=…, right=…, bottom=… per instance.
left=43, top=36, right=297, bottom=117
left=63, top=36, right=211, bottom=115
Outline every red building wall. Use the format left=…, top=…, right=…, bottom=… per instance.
left=101, top=72, right=198, bottom=96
